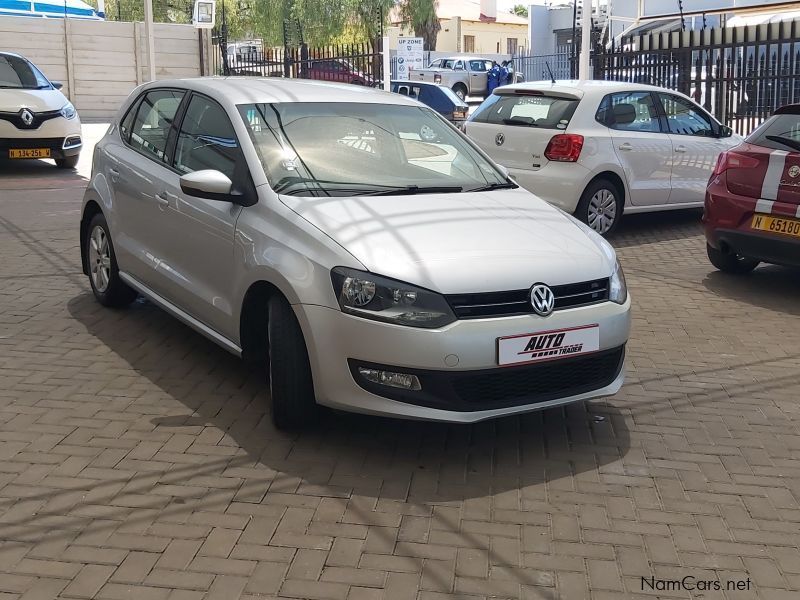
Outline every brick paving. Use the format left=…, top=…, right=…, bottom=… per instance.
left=1, top=126, right=799, bottom=599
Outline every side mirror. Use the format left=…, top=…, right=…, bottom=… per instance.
left=179, top=170, right=235, bottom=201
left=719, top=125, right=733, bottom=138
left=52, top=81, right=63, bottom=90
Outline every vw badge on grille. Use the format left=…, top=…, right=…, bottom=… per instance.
left=495, top=132, right=505, bottom=146
left=530, top=284, right=555, bottom=316
left=20, top=109, right=34, bottom=127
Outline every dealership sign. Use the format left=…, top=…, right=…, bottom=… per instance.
left=396, top=38, right=424, bottom=81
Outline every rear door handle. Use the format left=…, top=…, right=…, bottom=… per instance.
left=154, top=192, right=170, bottom=207
left=675, top=145, right=688, bottom=153
left=108, top=168, right=120, bottom=181
left=618, top=143, right=633, bottom=151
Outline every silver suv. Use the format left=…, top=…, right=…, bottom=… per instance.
left=80, top=78, right=631, bottom=429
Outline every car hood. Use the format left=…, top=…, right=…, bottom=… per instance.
left=0, top=89, right=67, bottom=113
left=282, top=188, right=614, bottom=294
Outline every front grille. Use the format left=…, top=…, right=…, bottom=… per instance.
left=0, top=109, right=62, bottom=130
left=349, top=345, right=625, bottom=411
left=446, top=278, right=609, bottom=319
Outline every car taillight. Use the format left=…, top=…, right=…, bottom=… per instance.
left=544, top=134, right=584, bottom=162
left=711, top=150, right=760, bottom=177
left=453, top=109, right=467, bottom=120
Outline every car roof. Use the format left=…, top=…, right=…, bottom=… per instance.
left=775, top=104, right=800, bottom=115
left=391, top=80, right=439, bottom=87
left=500, top=79, right=665, bottom=98
left=139, top=77, right=421, bottom=106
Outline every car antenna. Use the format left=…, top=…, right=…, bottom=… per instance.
left=545, top=61, right=556, bottom=84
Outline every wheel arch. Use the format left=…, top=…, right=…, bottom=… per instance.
left=586, top=170, right=627, bottom=208
left=239, top=279, right=283, bottom=364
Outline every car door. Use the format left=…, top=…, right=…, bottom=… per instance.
left=151, top=92, right=248, bottom=340
left=657, top=92, right=735, bottom=205
left=104, top=88, right=186, bottom=286
left=468, top=59, right=489, bottom=95
left=601, top=91, right=673, bottom=207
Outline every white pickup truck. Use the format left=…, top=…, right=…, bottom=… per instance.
left=413, top=57, right=523, bottom=100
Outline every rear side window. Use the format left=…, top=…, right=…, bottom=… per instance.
left=469, top=60, right=487, bottom=72
left=128, top=89, right=184, bottom=163
left=747, top=113, right=800, bottom=151
left=471, top=94, right=579, bottom=129
left=597, top=92, right=661, bottom=133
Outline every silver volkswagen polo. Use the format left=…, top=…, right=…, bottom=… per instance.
left=80, top=78, right=631, bottom=429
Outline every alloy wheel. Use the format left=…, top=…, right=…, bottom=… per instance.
left=587, top=188, right=617, bottom=235
left=89, top=225, right=111, bottom=293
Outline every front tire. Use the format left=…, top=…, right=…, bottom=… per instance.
left=267, top=294, right=318, bottom=430
left=576, top=178, right=623, bottom=236
left=56, top=155, right=79, bottom=169
left=707, top=243, right=759, bottom=274
left=85, top=213, right=138, bottom=307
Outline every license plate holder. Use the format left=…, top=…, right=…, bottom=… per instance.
left=751, top=213, right=800, bottom=239
left=497, top=324, right=600, bottom=367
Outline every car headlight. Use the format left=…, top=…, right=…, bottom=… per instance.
left=60, top=102, right=76, bottom=120
left=609, top=260, right=627, bottom=304
left=331, top=267, right=456, bottom=329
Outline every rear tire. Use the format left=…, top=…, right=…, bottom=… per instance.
left=56, top=155, right=79, bottom=169
left=576, top=178, right=623, bottom=236
left=85, top=213, right=138, bottom=307
left=707, top=243, right=759, bottom=274
left=453, top=84, right=467, bottom=101
left=267, top=294, right=318, bottom=430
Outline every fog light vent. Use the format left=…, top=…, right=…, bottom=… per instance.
left=358, top=367, right=421, bottom=390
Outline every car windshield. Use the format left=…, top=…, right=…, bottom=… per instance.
left=748, top=113, right=800, bottom=152
left=0, top=54, right=51, bottom=89
left=238, top=102, right=507, bottom=197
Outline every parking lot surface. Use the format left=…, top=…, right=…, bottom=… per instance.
left=1, top=126, right=799, bottom=600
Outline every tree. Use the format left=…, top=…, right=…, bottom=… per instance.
left=399, top=0, right=441, bottom=51
left=512, top=4, right=528, bottom=18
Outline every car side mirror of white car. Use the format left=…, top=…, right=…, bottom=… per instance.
left=719, top=125, right=733, bottom=138
left=52, top=81, right=63, bottom=90
left=180, top=170, right=235, bottom=202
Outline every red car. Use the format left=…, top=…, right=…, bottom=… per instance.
left=704, top=105, right=800, bottom=273
left=305, top=59, right=372, bottom=86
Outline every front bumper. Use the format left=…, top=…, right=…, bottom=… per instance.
left=296, top=298, right=631, bottom=422
left=507, top=161, right=593, bottom=213
left=0, top=135, right=82, bottom=160
left=704, top=175, right=800, bottom=267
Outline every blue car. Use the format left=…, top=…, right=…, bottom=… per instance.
left=390, top=80, right=469, bottom=125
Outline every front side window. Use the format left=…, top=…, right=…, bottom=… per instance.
left=128, top=90, right=184, bottom=163
left=597, top=91, right=661, bottom=133
left=239, top=102, right=507, bottom=197
left=471, top=94, right=579, bottom=129
left=174, top=95, right=240, bottom=180
left=0, top=54, right=50, bottom=89
left=659, top=93, right=715, bottom=136
left=469, top=59, right=485, bottom=72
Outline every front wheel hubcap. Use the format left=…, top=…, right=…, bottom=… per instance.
left=88, top=225, right=111, bottom=293
left=587, top=189, right=617, bottom=234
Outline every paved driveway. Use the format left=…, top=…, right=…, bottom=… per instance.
left=1, top=126, right=799, bottom=600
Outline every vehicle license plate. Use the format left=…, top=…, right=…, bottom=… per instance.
left=9, top=148, right=50, bottom=159
left=497, top=324, right=600, bottom=366
left=751, top=213, right=800, bottom=239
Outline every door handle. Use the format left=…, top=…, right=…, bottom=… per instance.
left=618, top=143, right=633, bottom=151
left=675, top=145, right=688, bottom=153
left=108, top=168, right=120, bottom=181
left=154, top=192, right=170, bottom=207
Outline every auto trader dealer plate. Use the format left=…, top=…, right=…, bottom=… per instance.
left=497, top=324, right=600, bottom=366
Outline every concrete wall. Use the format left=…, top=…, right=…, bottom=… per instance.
left=390, top=18, right=527, bottom=53
left=0, top=16, right=208, bottom=120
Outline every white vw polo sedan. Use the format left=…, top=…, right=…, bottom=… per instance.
left=465, top=80, right=742, bottom=235
left=0, top=52, right=82, bottom=168
left=80, top=78, right=630, bottom=428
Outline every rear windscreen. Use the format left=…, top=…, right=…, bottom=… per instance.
left=748, top=113, right=800, bottom=152
left=470, top=94, right=579, bottom=129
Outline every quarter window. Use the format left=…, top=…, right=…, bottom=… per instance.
left=174, top=95, right=240, bottom=180
left=128, top=90, right=184, bottom=163
left=659, top=93, right=714, bottom=136
left=598, top=92, right=661, bottom=133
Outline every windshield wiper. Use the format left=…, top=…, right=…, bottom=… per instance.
left=467, top=182, right=518, bottom=192
left=367, top=185, right=463, bottom=196
left=502, top=118, right=538, bottom=127
left=273, top=176, right=396, bottom=195
left=766, top=135, right=800, bottom=153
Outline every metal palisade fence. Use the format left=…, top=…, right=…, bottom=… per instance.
left=211, top=33, right=383, bottom=86
left=593, top=18, right=800, bottom=135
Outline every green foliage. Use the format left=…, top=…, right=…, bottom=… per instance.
left=512, top=4, right=528, bottom=18
left=398, top=0, right=440, bottom=50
